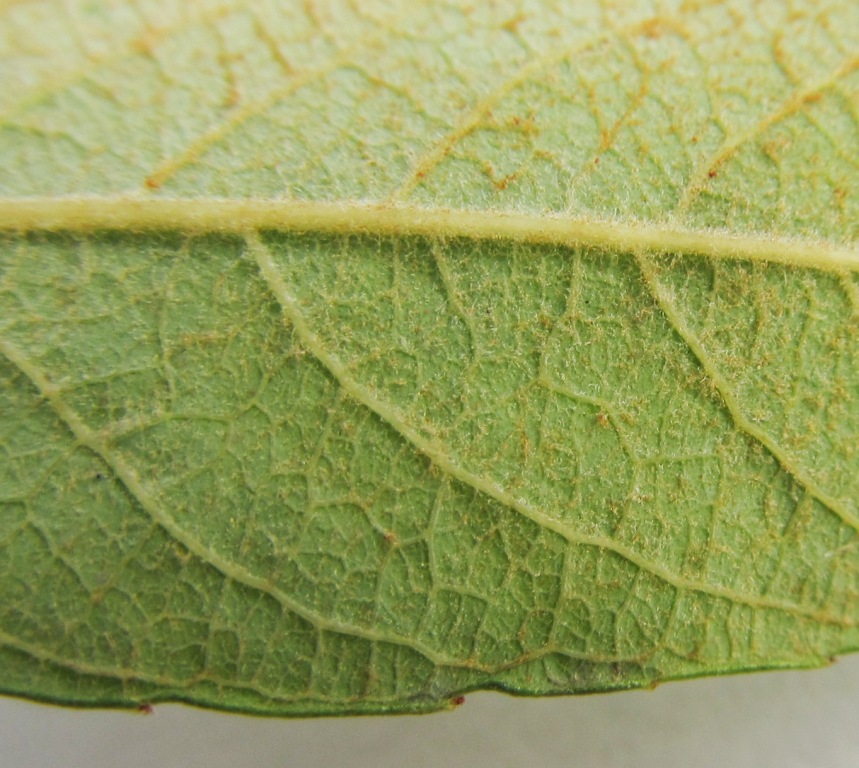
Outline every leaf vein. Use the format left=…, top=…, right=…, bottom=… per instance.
left=634, top=251, right=859, bottom=533
left=1, top=197, right=856, bottom=271
left=250, top=233, right=857, bottom=627
left=0, top=337, right=528, bottom=673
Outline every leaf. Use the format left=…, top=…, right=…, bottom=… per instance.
left=0, top=0, right=858, bottom=717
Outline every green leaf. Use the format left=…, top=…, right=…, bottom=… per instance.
left=1, top=0, right=858, bottom=716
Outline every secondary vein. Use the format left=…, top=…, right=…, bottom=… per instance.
left=249, top=232, right=857, bottom=625
left=634, top=251, right=859, bottom=533
left=0, top=337, right=511, bottom=672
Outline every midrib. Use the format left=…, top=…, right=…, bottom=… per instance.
left=0, top=196, right=857, bottom=272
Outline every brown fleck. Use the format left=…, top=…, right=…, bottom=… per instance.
left=501, top=13, right=526, bottom=33
left=508, top=112, right=538, bottom=135
left=483, top=162, right=518, bottom=191
left=639, top=18, right=664, bottom=39
left=131, top=32, right=157, bottom=57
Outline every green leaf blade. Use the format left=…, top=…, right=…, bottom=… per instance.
left=1, top=0, right=858, bottom=716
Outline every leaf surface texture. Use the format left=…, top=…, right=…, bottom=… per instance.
left=0, top=0, right=858, bottom=715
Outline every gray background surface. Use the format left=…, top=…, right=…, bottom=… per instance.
left=2, top=654, right=858, bottom=767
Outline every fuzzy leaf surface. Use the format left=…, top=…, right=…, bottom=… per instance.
left=1, top=0, right=858, bottom=715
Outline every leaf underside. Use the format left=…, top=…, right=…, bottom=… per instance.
left=0, top=0, right=858, bottom=715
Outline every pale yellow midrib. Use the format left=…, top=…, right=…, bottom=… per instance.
left=0, top=196, right=858, bottom=272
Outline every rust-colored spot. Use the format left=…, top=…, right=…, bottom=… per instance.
left=483, top=162, right=518, bottom=191
left=596, top=412, right=610, bottom=428
left=224, top=86, right=241, bottom=109
left=501, top=13, right=526, bottom=33
left=508, top=113, right=538, bottom=135
left=708, top=169, right=718, bottom=178
left=599, top=127, right=612, bottom=151
left=131, top=33, right=157, bottom=56
left=137, top=703, right=155, bottom=715
left=451, top=695, right=466, bottom=707
left=144, top=177, right=161, bottom=190
left=639, top=18, right=664, bottom=39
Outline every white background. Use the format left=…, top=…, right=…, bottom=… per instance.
left=2, top=654, right=858, bottom=767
